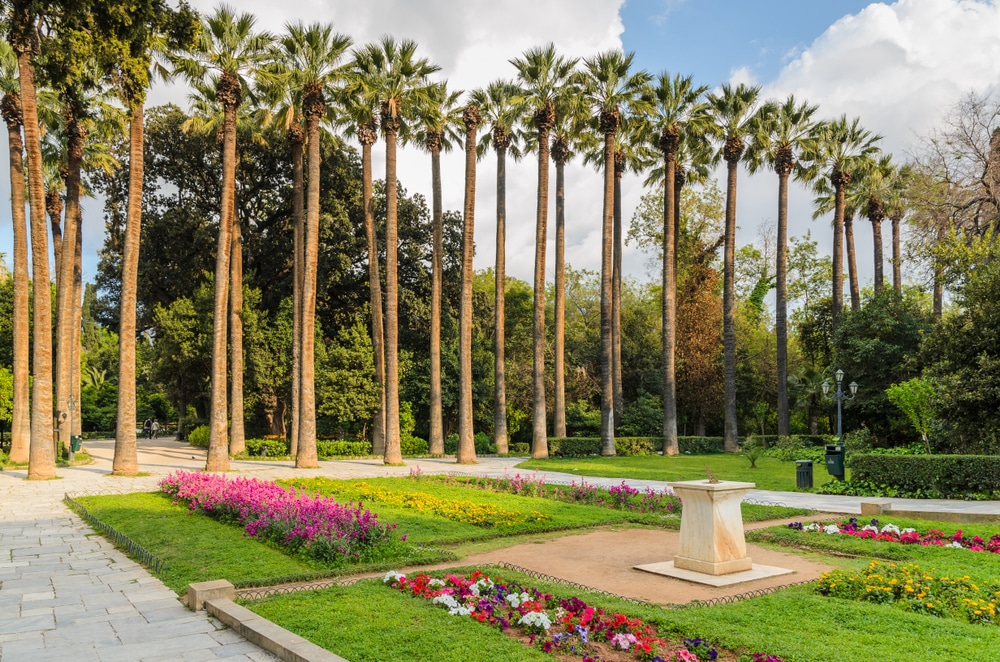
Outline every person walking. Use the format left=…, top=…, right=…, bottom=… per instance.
left=151, top=419, right=160, bottom=439
left=143, top=418, right=152, bottom=439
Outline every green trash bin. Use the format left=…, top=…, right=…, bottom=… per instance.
left=795, top=460, right=814, bottom=488
left=70, top=435, right=82, bottom=452
left=825, top=444, right=845, bottom=480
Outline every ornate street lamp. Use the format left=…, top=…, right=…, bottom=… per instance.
left=821, top=369, right=859, bottom=446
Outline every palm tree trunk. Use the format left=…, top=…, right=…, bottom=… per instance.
left=289, top=127, right=303, bottom=458
left=383, top=117, right=402, bottom=465
left=72, top=206, right=82, bottom=439
left=871, top=214, right=884, bottom=294
left=17, top=46, right=56, bottom=479
left=599, top=127, right=616, bottom=456
left=3, top=95, right=30, bottom=464
left=845, top=213, right=860, bottom=311
left=891, top=214, right=902, bottom=295
left=494, top=144, right=510, bottom=452
left=429, top=141, right=444, bottom=455
left=206, top=93, right=237, bottom=472
left=530, top=110, right=552, bottom=459
left=552, top=155, right=566, bottom=439
left=662, top=147, right=678, bottom=455
left=229, top=216, right=245, bottom=455
left=776, top=168, right=790, bottom=437
left=55, top=113, right=84, bottom=456
left=457, top=105, right=480, bottom=464
left=47, top=189, right=62, bottom=290
left=831, top=174, right=846, bottom=326
left=612, top=160, right=624, bottom=423
left=722, top=157, right=739, bottom=453
left=361, top=133, right=385, bottom=456
left=297, top=89, right=323, bottom=469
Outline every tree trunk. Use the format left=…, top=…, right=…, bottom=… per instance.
left=382, top=115, right=402, bottom=465
left=552, top=154, right=566, bottom=439
left=599, top=127, right=616, bottom=456
left=229, top=216, right=245, bottom=455
left=18, top=46, right=56, bottom=479
left=776, top=169, right=790, bottom=437
left=494, top=144, right=510, bottom=452
left=831, top=172, right=846, bottom=328
left=612, top=159, right=624, bottom=423
left=871, top=214, right=884, bottom=294
left=429, top=139, right=444, bottom=454
left=297, top=86, right=324, bottom=469
left=206, top=86, right=238, bottom=472
left=530, top=108, right=552, bottom=459
left=3, top=94, right=30, bottom=464
left=360, top=131, right=385, bottom=456
left=47, top=189, right=62, bottom=290
left=457, top=105, right=480, bottom=464
left=55, top=112, right=84, bottom=456
left=662, top=146, right=678, bottom=455
left=72, top=205, right=82, bottom=438
left=891, top=214, right=902, bottom=295
left=289, top=127, right=303, bottom=457
left=932, top=226, right=944, bottom=320
left=722, top=157, right=739, bottom=453
left=845, top=213, right=860, bottom=311
left=808, top=396, right=819, bottom=435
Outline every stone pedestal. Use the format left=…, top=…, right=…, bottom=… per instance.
left=670, top=479, right=754, bottom=575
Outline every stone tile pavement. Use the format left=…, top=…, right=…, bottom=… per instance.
left=2, top=437, right=998, bottom=660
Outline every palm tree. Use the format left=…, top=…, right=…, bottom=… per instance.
left=707, top=83, right=763, bottom=453
left=353, top=36, right=439, bottom=465
left=856, top=154, right=898, bottom=295
left=173, top=4, right=274, bottom=471
left=812, top=180, right=863, bottom=311
left=456, top=102, right=481, bottom=464
left=803, top=116, right=881, bottom=328
left=885, top=164, right=912, bottom=294
left=0, top=39, right=29, bottom=464
left=644, top=72, right=711, bottom=455
left=578, top=49, right=651, bottom=456
left=273, top=22, right=352, bottom=468
left=471, top=79, right=525, bottom=453
left=9, top=5, right=56, bottom=479
left=549, top=91, right=586, bottom=438
left=746, top=95, right=819, bottom=438
left=335, top=80, right=384, bottom=455
left=412, top=81, right=463, bottom=456
left=510, top=44, right=577, bottom=459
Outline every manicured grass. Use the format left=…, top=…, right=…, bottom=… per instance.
left=72, top=492, right=450, bottom=592
left=247, top=580, right=551, bottom=662
left=516, top=454, right=848, bottom=492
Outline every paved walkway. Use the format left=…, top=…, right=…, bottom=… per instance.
left=1, top=437, right=998, bottom=660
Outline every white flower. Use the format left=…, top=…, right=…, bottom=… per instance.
left=862, top=524, right=879, bottom=533
left=383, top=571, right=405, bottom=584
left=880, top=524, right=901, bottom=535
left=433, top=594, right=460, bottom=609
left=506, top=591, right=531, bottom=609
left=824, top=524, right=842, bottom=535
left=902, top=528, right=917, bottom=534
left=427, top=578, right=446, bottom=588
left=518, top=611, right=552, bottom=631
left=948, top=541, right=964, bottom=548
left=803, top=523, right=821, bottom=532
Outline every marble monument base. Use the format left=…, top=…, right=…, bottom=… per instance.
left=634, top=561, right=795, bottom=587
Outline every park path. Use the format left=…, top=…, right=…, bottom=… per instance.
left=2, top=437, right=998, bottom=660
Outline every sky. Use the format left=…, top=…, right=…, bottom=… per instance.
left=4, top=0, right=1000, bottom=298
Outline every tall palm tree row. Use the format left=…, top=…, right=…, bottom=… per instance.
left=707, top=83, right=763, bottom=453
left=511, top=44, right=576, bottom=459
left=472, top=79, right=525, bottom=454
left=578, top=49, right=651, bottom=456
left=746, top=95, right=819, bottom=438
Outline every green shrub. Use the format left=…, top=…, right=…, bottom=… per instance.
left=565, top=400, right=601, bottom=437
left=849, top=454, right=1000, bottom=498
left=442, top=433, right=495, bottom=455
left=245, top=437, right=290, bottom=457
left=187, top=425, right=210, bottom=448
left=755, top=434, right=834, bottom=449
left=677, top=436, right=726, bottom=454
left=614, top=437, right=658, bottom=456
left=400, top=436, right=429, bottom=456
left=316, top=440, right=371, bottom=458
left=544, top=436, right=725, bottom=457
left=509, top=442, right=530, bottom=455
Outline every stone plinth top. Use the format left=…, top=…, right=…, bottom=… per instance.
left=669, top=480, right=755, bottom=492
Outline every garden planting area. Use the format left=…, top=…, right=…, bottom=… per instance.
left=69, top=470, right=1000, bottom=662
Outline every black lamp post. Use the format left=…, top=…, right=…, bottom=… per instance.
left=821, top=369, right=858, bottom=445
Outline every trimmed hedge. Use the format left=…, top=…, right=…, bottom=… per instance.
left=187, top=425, right=210, bottom=448
left=245, top=437, right=290, bottom=457
left=544, top=436, right=726, bottom=457
left=849, top=454, right=1000, bottom=497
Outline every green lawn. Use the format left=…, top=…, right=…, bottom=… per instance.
left=516, top=454, right=847, bottom=492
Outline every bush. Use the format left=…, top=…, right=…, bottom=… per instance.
left=509, top=442, right=530, bottom=455
left=400, top=436, right=429, bottom=456
left=542, top=436, right=725, bottom=457
left=565, top=400, right=601, bottom=437
left=849, top=454, right=1000, bottom=498
left=443, top=432, right=495, bottom=455
left=187, top=425, right=210, bottom=448
left=316, top=440, right=371, bottom=458
left=245, top=437, right=290, bottom=457
left=678, top=436, right=726, bottom=454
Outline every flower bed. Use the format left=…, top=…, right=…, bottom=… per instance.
left=787, top=517, right=1000, bottom=554
left=434, top=472, right=682, bottom=516
left=383, top=569, right=781, bottom=661
left=160, top=471, right=402, bottom=564
left=283, top=478, right=550, bottom=528
left=818, top=560, right=1000, bottom=625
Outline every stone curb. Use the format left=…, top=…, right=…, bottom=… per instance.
left=205, top=597, right=349, bottom=662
